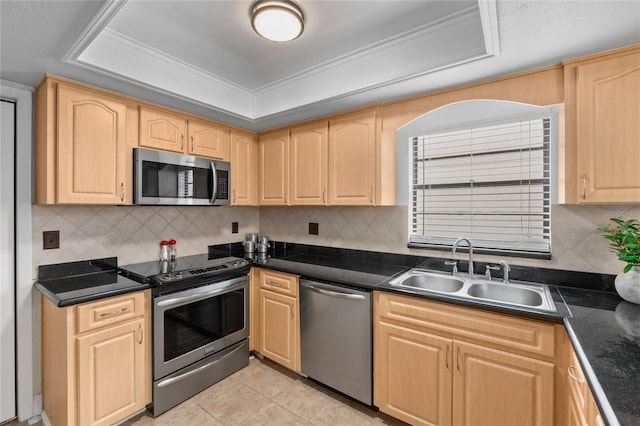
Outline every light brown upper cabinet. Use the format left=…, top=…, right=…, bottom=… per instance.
left=35, top=78, right=136, bottom=204
left=140, top=107, right=230, bottom=161
left=289, top=121, right=328, bottom=205
left=328, top=109, right=378, bottom=205
left=259, top=129, right=290, bottom=205
left=139, top=106, right=187, bottom=154
left=565, top=45, right=640, bottom=203
left=231, top=129, right=258, bottom=205
left=187, top=119, right=230, bottom=160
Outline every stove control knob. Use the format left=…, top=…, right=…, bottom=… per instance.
left=162, top=273, right=171, bottom=281
left=175, top=272, right=183, bottom=279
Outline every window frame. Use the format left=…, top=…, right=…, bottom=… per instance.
left=395, top=100, right=558, bottom=259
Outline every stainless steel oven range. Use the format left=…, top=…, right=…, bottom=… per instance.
left=124, top=255, right=250, bottom=416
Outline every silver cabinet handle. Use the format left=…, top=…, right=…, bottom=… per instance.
left=568, top=365, right=585, bottom=383
left=191, top=135, right=194, bottom=151
left=120, top=182, right=125, bottom=202
left=137, top=323, right=143, bottom=344
left=581, top=175, right=587, bottom=200
left=446, top=345, right=450, bottom=370
left=301, top=283, right=365, bottom=300
left=181, top=134, right=184, bottom=150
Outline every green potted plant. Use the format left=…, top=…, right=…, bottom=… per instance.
left=600, top=218, right=640, bottom=304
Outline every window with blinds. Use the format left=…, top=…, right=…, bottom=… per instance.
left=409, top=117, right=551, bottom=258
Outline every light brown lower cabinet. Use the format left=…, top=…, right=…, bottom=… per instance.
left=374, top=291, right=556, bottom=426
left=42, top=290, right=151, bottom=426
left=251, top=268, right=301, bottom=372
left=566, top=338, right=604, bottom=426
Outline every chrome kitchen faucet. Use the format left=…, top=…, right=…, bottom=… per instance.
left=452, top=238, right=474, bottom=277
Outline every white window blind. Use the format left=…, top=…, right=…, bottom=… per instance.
left=410, top=117, right=551, bottom=257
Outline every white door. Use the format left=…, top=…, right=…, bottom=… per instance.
left=0, top=99, right=16, bottom=422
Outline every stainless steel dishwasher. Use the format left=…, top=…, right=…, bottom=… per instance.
left=299, top=279, right=372, bottom=405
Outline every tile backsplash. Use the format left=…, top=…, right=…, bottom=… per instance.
left=32, top=203, right=638, bottom=279
left=31, top=205, right=259, bottom=279
left=260, top=204, right=640, bottom=276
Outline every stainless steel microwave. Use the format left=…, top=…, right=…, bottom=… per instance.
left=134, top=148, right=230, bottom=206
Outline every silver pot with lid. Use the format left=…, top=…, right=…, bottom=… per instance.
left=245, top=233, right=260, bottom=243
left=256, top=241, right=270, bottom=253
left=242, top=240, right=256, bottom=253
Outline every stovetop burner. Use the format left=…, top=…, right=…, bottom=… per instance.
left=121, top=254, right=250, bottom=295
left=153, top=257, right=248, bottom=284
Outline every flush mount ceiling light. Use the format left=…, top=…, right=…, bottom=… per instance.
left=250, top=0, right=305, bottom=42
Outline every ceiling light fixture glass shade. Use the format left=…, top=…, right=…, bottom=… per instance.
left=251, top=0, right=304, bottom=42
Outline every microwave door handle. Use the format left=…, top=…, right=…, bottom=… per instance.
left=210, top=162, right=218, bottom=204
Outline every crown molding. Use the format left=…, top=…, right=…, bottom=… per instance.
left=478, top=0, right=500, bottom=56
left=62, top=0, right=128, bottom=63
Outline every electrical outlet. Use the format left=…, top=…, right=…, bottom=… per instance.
left=232, top=222, right=239, bottom=233
left=309, top=222, right=319, bottom=235
left=43, top=230, right=60, bottom=249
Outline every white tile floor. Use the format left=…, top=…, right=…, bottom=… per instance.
left=6, top=356, right=405, bottom=426
left=122, top=356, right=405, bottom=426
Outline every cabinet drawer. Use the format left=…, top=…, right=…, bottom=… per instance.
left=376, top=292, right=556, bottom=358
left=77, top=291, right=146, bottom=334
left=260, top=269, right=298, bottom=297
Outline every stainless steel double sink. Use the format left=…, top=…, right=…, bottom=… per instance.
left=388, top=269, right=556, bottom=312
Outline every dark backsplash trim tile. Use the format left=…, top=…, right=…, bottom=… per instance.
left=38, top=257, right=118, bottom=280
left=208, top=241, right=616, bottom=293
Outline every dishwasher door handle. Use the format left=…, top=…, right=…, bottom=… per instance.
left=301, top=282, right=366, bottom=300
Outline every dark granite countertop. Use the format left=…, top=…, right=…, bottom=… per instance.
left=208, top=241, right=636, bottom=426
left=35, top=257, right=151, bottom=307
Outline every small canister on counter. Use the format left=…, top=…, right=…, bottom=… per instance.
left=242, top=240, right=256, bottom=253
left=160, top=240, right=170, bottom=262
left=257, top=235, right=269, bottom=245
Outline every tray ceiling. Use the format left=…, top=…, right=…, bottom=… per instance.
left=1, top=1, right=639, bottom=130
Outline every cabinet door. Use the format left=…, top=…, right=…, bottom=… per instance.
left=576, top=51, right=640, bottom=203
left=289, top=121, right=328, bottom=205
left=57, top=84, right=128, bottom=204
left=139, top=106, right=187, bottom=153
left=77, top=319, right=146, bottom=426
left=328, top=110, right=377, bottom=205
left=188, top=120, right=230, bottom=160
left=374, top=321, right=453, bottom=426
left=259, top=130, right=289, bottom=205
left=453, top=341, right=555, bottom=426
left=259, top=288, right=297, bottom=370
left=231, top=130, right=258, bottom=205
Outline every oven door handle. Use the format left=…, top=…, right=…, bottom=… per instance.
left=156, top=278, right=245, bottom=308
left=156, top=343, right=246, bottom=388
left=210, top=161, right=218, bottom=205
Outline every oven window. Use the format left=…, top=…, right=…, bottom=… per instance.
left=163, top=289, right=245, bottom=362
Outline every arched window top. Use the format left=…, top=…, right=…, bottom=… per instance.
left=396, top=99, right=559, bottom=258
